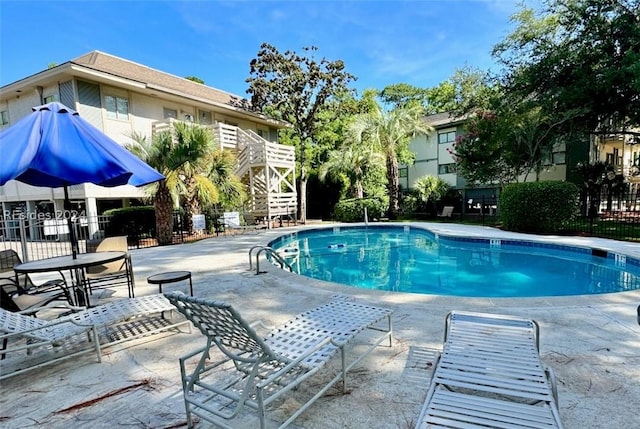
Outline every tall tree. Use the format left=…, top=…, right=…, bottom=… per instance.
left=312, top=89, right=379, bottom=163
left=449, top=109, right=517, bottom=187
left=246, top=43, right=356, bottom=223
left=450, top=101, right=578, bottom=186
left=185, top=76, right=205, bottom=84
left=427, top=66, right=499, bottom=115
left=494, top=0, right=640, bottom=134
left=128, top=131, right=181, bottom=245
left=348, top=102, right=433, bottom=219
left=380, top=83, right=430, bottom=110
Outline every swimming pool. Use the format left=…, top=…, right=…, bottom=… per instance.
left=268, top=225, right=640, bottom=297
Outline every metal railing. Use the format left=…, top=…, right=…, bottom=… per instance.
left=249, top=245, right=293, bottom=274
left=564, top=189, right=640, bottom=242
left=0, top=211, right=222, bottom=262
left=399, top=189, right=638, bottom=242
left=0, top=215, right=112, bottom=262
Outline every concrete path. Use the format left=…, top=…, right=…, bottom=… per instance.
left=1, top=223, right=639, bottom=428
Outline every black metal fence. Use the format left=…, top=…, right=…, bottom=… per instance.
left=402, top=190, right=639, bottom=242
left=3, top=188, right=637, bottom=262
left=562, top=189, right=640, bottom=242
left=562, top=212, right=639, bottom=242
left=0, top=211, right=220, bottom=262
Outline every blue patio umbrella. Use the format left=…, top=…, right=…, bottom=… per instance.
left=0, top=102, right=164, bottom=257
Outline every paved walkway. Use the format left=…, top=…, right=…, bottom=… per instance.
left=1, top=223, right=639, bottom=428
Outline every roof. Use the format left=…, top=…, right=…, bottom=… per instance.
left=423, top=112, right=468, bottom=128
left=1, top=50, right=286, bottom=127
left=70, top=51, right=243, bottom=107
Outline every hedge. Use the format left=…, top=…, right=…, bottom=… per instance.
left=500, top=181, right=579, bottom=233
left=104, top=206, right=156, bottom=238
left=333, top=198, right=387, bottom=222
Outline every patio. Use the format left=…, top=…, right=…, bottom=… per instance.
left=1, top=223, right=639, bottom=428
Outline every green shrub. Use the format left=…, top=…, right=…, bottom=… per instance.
left=400, top=192, right=420, bottom=214
left=500, top=181, right=579, bottom=233
left=333, top=197, right=386, bottom=222
left=413, top=175, right=450, bottom=204
left=104, top=206, right=156, bottom=238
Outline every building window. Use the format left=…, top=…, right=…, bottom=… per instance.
left=438, top=131, right=456, bottom=144
left=105, top=95, right=129, bottom=120
left=399, top=167, right=408, bottom=178
left=0, top=110, right=8, bottom=125
left=199, top=110, right=212, bottom=125
left=163, top=108, right=177, bottom=119
left=438, top=163, right=457, bottom=174
left=542, top=149, right=567, bottom=166
left=43, top=95, right=57, bottom=103
left=552, top=152, right=566, bottom=165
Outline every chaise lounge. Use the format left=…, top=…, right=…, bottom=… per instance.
left=415, top=311, right=563, bottom=429
left=164, top=292, right=393, bottom=429
left=0, top=294, right=189, bottom=380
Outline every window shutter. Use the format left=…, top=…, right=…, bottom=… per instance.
left=77, top=80, right=104, bottom=129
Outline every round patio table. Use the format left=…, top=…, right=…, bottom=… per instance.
left=147, top=271, right=193, bottom=296
left=14, top=251, right=128, bottom=307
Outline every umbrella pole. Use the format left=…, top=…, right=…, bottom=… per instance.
left=64, top=184, right=78, bottom=259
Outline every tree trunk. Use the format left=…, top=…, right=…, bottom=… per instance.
left=386, top=154, right=400, bottom=219
left=355, top=181, right=364, bottom=199
left=184, top=198, right=200, bottom=234
left=155, top=181, right=174, bottom=245
left=184, top=176, right=200, bottom=234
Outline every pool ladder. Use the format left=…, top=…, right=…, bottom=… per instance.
left=249, top=245, right=293, bottom=275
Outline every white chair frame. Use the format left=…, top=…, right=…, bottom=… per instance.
left=416, top=311, right=563, bottom=429
left=165, top=292, right=393, bottom=429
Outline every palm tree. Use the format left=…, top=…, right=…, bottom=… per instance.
left=414, top=175, right=450, bottom=204
left=204, top=148, right=246, bottom=210
left=348, top=102, right=433, bottom=219
left=171, top=122, right=220, bottom=233
left=128, top=122, right=219, bottom=245
left=318, top=143, right=384, bottom=199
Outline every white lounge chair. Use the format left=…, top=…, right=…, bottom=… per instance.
left=437, top=206, right=454, bottom=218
left=164, top=292, right=393, bottom=429
left=416, top=311, right=563, bottom=429
left=0, top=294, right=189, bottom=379
left=219, top=211, right=267, bottom=234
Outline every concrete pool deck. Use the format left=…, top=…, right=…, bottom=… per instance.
left=1, top=222, right=639, bottom=428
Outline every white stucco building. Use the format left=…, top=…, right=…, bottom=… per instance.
left=400, top=112, right=584, bottom=212
left=0, top=51, right=296, bottom=238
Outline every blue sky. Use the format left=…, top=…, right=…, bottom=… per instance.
left=1, top=0, right=525, bottom=98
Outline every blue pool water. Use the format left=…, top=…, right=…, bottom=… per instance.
left=268, top=225, right=640, bottom=297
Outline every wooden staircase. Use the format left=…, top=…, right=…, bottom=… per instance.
left=152, top=120, right=298, bottom=226
left=231, top=127, right=297, bottom=224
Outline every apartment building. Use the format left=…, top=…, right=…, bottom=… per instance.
left=401, top=112, right=591, bottom=211
left=0, top=51, right=296, bottom=237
